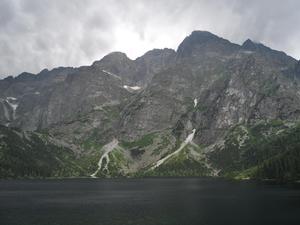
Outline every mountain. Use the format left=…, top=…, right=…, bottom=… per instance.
left=0, top=31, right=299, bottom=181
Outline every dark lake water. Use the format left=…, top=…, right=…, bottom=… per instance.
left=0, top=178, right=300, bottom=225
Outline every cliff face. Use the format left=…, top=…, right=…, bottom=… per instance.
left=119, top=31, right=300, bottom=142
left=0, top=31, right=299, bottom=180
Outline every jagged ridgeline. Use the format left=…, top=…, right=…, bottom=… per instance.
left=0, top=31, right=300, bottom=181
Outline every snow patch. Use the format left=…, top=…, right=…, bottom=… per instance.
left=91, top=139, right=119, bottom=178
left=93, top=105, right=102, bottom=110
left=6, top=97, right=18, bottom=120
left=93, top=100, right=120, bottom=111
left=123, top=85, right=141, bottom=91
left=151, top=129, right=196, bottom=169
left=242, top=50, right=254, bottom=54
left=34, top=91, right=40, bottom=95
left=194, top=98, right=198, bottom=108
left=102, top=70, right=121, bottom=80
left=184, top=129, right=196, bottom=143
left=6, top=97, right=17, bottom=101
left=8, top=101, right=18, bottom=112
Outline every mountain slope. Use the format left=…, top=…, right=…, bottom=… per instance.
left=0, top=125, right=84, bottom=178
left=208, top=121, right=300, bottom=181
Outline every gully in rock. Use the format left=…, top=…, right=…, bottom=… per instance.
left=151, top=129, right=196, bottom=169
left=91, top=139, right=119, bottom=178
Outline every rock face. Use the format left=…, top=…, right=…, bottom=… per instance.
left=0, top=31, right=300, bottom=180
left=92, top=48, right=176, bottom=86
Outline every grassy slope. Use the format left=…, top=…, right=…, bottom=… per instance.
left=139, top=143, right=212, bottom=177
left=209, top=120, right=300, bottom=181
left=1, top=119, right=300, bottom=181
left=0, top=125, right=85, bottom=178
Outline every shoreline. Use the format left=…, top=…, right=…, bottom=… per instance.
left=1, top=176, right=300, bottom=186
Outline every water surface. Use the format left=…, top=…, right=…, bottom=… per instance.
left=0, top=178, right=299, bottom=225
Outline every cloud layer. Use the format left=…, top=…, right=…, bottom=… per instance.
left=0, top=0, right=299, bottom=78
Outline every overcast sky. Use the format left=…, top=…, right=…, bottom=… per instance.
left=0, top=0, right=299, bottom=78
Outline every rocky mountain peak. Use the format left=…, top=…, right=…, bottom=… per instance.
left=177, top=31, right=220, bottom=56
left=140, top=48, right=176, bottom=58
left=36, top=67, right=75, bottom=80
left=180, top=31, right=220, bottom=46
left=37, top=69, right=50, bottom=76
left=242, top=38, right=270, bottom=52
left=15, top=72, right=36, bottom=82
left=242, top=39, right=257, bottom=50
left=92, top=52, right=131, bottom=67
left=242, top=38, right=296, bottom=66
left=176, top=30, right=239, bottom=58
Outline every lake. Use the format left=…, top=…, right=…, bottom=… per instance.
left=0, top=178, right=299, bottom=225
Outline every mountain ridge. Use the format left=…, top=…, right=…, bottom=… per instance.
left=3, top=30, right=298, bottom=80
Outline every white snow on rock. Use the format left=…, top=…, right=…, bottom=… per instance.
left=93, top=105, right=102, bottom=110
left=194, top=98, right=198, bottom=108
left=242, top=50, right=254, bottom=54
left=123, top=85, right=141, bottom=91
left=6, top=97, right=17, bottom=101
left=151, top=129, right=196, bottom=169
left=184, top=128, right=196, bottom=143
left=91, top=139, right=119, bottom=178
left=6, top=97, right=18, bottom=120
left=129, top=86, right=141, bottom=90
left=102, top=70, right=121, bottom=80
left=34, top=91, right=40, bottom=95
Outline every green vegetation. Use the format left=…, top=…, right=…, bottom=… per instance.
left=140, top=144, right=211, bottom=177
left=93, top=105, right=120, bottom=121
left=102, top=105, right=120, bottom=121
left=121, top=133, right=156, bottom=149
left=151, top=135, right=172, bottom=155
left=254, top=147, right=300, bottom=180
left=75, top=150, right=100, bottom=175
left=1, top=119, right=299, bottom=181
left=92, top=147, right=128, bottom=178
left=0, top=125, right=129, bottom=178
left=81, top=139, right=103, bottom=152
left=107, top=149, right=128, bottom=177
left=75, top=129, right=105, bottom=175
left=209, top=121, right=300, bottom=181
left=260, top=80, right=280, bottom=96
left=0, top=125, right=85, bottom=178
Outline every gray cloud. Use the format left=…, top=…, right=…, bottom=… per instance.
left=0, top=0, right=299, bottom=78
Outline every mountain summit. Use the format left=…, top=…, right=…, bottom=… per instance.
left=177, top=30, right=239, bottom=58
